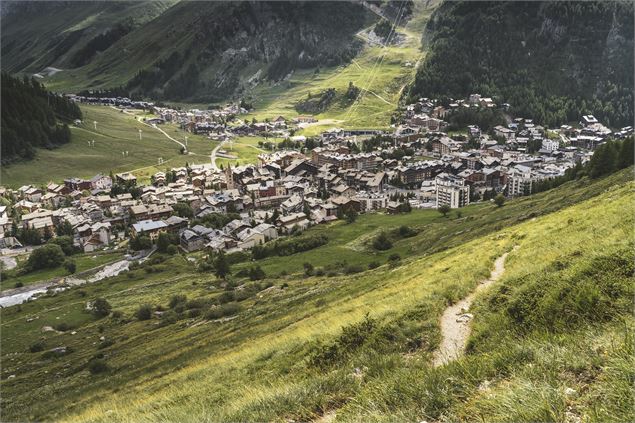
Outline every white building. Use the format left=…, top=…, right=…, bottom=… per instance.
left=435, top=173, right=470, bottom=208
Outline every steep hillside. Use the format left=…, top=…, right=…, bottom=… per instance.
left=1, top=1, right=176, bottom=74
left=407, top=1, right=634, bottom=127
left=1, top=168, right=632, bottom=422
left=2, top=1, right=375, bottom=102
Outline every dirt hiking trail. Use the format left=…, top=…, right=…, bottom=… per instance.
left=432, top=248, right=517, bottom=367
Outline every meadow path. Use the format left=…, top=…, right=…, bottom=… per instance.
left=432, top=248, right=516, bottom=367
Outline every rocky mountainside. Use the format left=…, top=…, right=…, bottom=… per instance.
left=407, top=1, right=634, bottom=127
left=2, top=1, right=374, bottom=102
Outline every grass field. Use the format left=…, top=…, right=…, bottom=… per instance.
left=1, top=168, right=632, bottom=422
left=0, top=105, right=219, bottom=187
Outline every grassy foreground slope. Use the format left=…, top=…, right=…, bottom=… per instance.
left=0, top=105, right=218, bottom=187
left=0, top=169, right=632, bottom=422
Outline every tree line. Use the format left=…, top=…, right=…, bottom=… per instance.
left=1, top=73, right=82, bottom=164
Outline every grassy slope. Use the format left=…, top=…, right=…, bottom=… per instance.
left=0, top=168, right=632, bottom=422
left=0, top=105, right=219, bottom=187
left=0, top=250, right=125, bottom=292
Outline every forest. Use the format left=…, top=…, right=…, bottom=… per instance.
left=1, top=73, right=82, bottom=163
left=408, top=1, right=634, bottom=128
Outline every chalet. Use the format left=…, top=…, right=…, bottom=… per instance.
left=115, top=172, right=137, bottom=186
left=278, top=212, right=310, bottom=233
left=90, top=174, right=112, bottom=190
left=180, top=230, right=205, bottom=252
left=64, top=178, right=91, bottom=192
left=131, top=219, right=167, bottom=240
left=236, top=227, right=266, bottom=250
left=164, top=215, right=188, bottom=234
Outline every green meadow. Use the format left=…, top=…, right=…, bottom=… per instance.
left=1, top=168, right=632, bottom=422
left=1, top=105, right=219, bottom=187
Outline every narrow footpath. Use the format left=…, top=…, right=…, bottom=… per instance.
left=432, top=248, right=516, bottom=367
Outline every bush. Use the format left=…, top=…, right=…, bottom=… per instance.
left=92, top=298, right=112, bottom=318
left=368, top=261, right=380, bottom=270
left=217, top=291, right=235, bottom=304
left=303, top=262, right=314, bottom=276
left=48, top=236, right=75, bottom=256
left=14, top=281, right=23, bottom=288
left=29, top=341, right=45, bottom=353
left=315, top=268, right=325, bottom=276
left=87, top=358, right=108, bottom=374
left=205, top=302, right=242, bottom=319
left=248, top=266, right=266, bottom=281
left=397, top=225, right=417, bottom=238
left=54, top=322, right=71, bottom=332
left=252, top=234, right=328, bottom=260
left=166, top=244, right=178, bottom=255
left=388, top=253, right=401, bottom=262
left=63, top=259, right=76, bottom=274
left=135, top=304, right=152, bottom=321
left=345, top=265, right=364, bottom=275
left=494, top=194, right=506, bottom=207
left=169, top=294, right=187, bottom=309
left=98, top=339, right=115, bottom=349
left=26, top=244, right=65, bottom=271
left=373, top=232, right=393, bottom=251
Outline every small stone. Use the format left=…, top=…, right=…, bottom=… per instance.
left=7, top=374, right=15, bottom=379
left=99, top=336, right=105, bottom=341
left=71, top=331, right=77, bottom=335
left=564, top=387, right=577, bottom=397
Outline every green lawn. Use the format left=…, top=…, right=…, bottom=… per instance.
left=1, top=105, right=219, bottom=187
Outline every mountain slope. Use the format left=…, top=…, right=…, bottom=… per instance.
left=407, top=1, right=634, bottom=127
left=2, top=1, right=375, bottom=102
left=1, top=1, right=176, bottom=74
left=1, top=168, right=632, bottom=421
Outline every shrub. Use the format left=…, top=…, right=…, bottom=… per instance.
left=217, top=291, right=235, bottom=304
left=310, top=315, right=377, bottom=368
left=494, top=194, right=506, bottom=207
left=111, top=310, right=123, bottom=320
left=388, top=253, right=401, bottom=262
left=159, top=310, right=179, bottom=326
left=252, top=234, right=328, bottom=260
left=92, top=298, right=112, bottom=318
left=29, top=341, right=45, bottom=353
left=345, top=265, right=364, bottom=274
left=169, top=294, right=187, bottom=309
left=87, top=358, right=108, bottom=374
left=315, top=268, right=325, bottom=276
left=54, top=322, right=71, bottom=332
left=26, top=244, right=65, bottom=271
left=397, top=225, right=417, bottom=238
left=373, top=232, right=393, bottom=251
left=166, top=244, right=178, bottom=255
left=438, top=204, right=451, bottom=217
left=248, top=266, right=266, bottom=281
left=303, top=262, right=314, bottom=276
left=48, top=236, right=75, bottom=256
left=368, top=261, right=380, bottom=270
left=98, top=339, right=115, bottom=349
left=135, top=304, right=152, bottom=321
left=205, top=302, right=242, bottom=319
left=14, top=281, right=23, bottom=288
